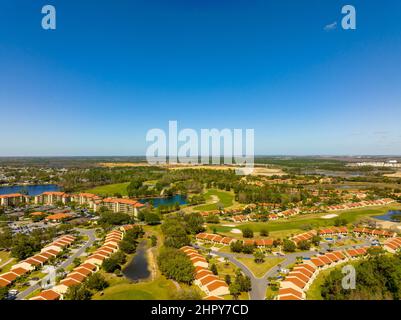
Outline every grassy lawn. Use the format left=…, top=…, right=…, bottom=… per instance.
left=238, top=204, right=401, bottom=234
left=266, top=285, right=279, bottom=300
left=193, top=189, right=235, bottom=211
left=236, top=256, right=284, bottom=278
left=85, top=182, right=130, bottom=196
left=93, top=272, right=177, bottom=300
left=0, top=251, right=14, bottom=272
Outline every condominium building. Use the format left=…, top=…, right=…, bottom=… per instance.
left=70, top=193, right=101, bottom=209
left=0, top=193, right=28, bottom=207
left=34, top=192, right=70, bottom=205
left=100, top=197, right=145, bottom=216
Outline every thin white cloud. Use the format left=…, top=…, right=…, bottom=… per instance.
left=324, top=21, right=337, bottom=31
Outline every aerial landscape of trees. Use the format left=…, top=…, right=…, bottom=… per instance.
left=321, top=254, right=401, bottom=300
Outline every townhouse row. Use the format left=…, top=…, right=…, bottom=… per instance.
left=383, top=237, right=401, bottom=253
left=0, top=235, right=76, bottom=289
left=29, top=227, right=132, bottom=300
left=326, top=198, right=395, bottom=211
left=195, top=233, right=274, bottom=248
left=180, top=246, right=229, bottom=300
left=353, top=227, right=396, bottom=238
left=292, top=226, right=395, bottom=244
left=277, top=247, right=369, bottom=300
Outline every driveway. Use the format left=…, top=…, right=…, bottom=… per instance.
left=16, top=228, right=97, bottom=300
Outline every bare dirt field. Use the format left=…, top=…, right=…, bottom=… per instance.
left=384, top=171, right=401, bottom=178
left=97, top=162, right=286, bottom=176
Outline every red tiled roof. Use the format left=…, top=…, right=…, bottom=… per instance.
left=0, top=272, right=18, bottom=282
left=206, top=280, right=228, bottom=291
left=199, top=275, right=219, bottom=286
left=10, top=267, right=28, bottom=276
left=38, top=290, right=60, bottom=300
left=0, top=278, right=10, bottom=287
left=278, top=287, right=303, bottom=299
left=204, top=295, right=224, bottom=300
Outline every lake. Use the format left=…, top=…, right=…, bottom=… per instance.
left=374, top=210, right=401, bottom=221
left=0, top=184, right=60, bottom=196
left=122, top=241, right=150, bottom=281
left=139, top=194, right=187, bottom=207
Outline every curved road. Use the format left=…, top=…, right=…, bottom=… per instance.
left=16, top=228, right=97, bottom=300
left=195, top=237, right=371, bottom=300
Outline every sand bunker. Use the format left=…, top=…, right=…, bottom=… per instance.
left=222, top=224, right=236, bottom=227
left=321, top=214, right=338, bottom=219
left=230, top=228, right=242, bottom=234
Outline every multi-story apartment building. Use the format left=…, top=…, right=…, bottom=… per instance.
left=34, top=192, right=70, bottom=205
left=100, top=197, right=145, bottom=216
left=0, top=193, right=28, bottom=207
left=70, top=193, right=102, bottom=210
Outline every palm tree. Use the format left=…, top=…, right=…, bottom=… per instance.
left=224, top=257, right=229, bottom=266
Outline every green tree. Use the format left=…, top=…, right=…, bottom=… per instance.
left=144, top=212, right=161, bottom=225
left=297, top=240, right=311, bottom=251
left=184, top=212, right=205, bottom=234
left=210, top=263, right=218, bottom=275
left=0, top=227, right=13, bottom=250
left=64, top=284, right=92, bottom=300
left=150, top=235, right=157, bottom=247
left=283, top=239, right=296, bottom=253
left=161, top=217, right=190, bottom=249
left=86, top=273, right=109, bottom=291
left=260, top=228, right=269, bottom=237
left=311, top=235, right=321, bottom=246
left=119, top=240, right=137, bottom=254
left=229, top=282, right=241, bottom=300
left=0, top=287, right=8, bottom=300
left=157, top=247, right=195, bottom=284
left=225, top=274, right=232, bottom=285
left=242, top=227, right=254, bottom=238
left=254, top=251, right=265, bottom=263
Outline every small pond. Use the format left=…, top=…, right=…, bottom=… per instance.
left=139, top=194, right=187, bottom=207
left=374, top=210, right=401, bottom=222
left=122, top=241, right=151, bottom=281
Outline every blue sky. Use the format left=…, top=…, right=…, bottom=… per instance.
left=0, top=0, right=400, bottom=156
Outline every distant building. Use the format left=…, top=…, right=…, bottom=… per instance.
left=352, top=160, right=401, bottom=168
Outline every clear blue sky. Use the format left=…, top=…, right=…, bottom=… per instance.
left=1, top=0, right=400, bottom=156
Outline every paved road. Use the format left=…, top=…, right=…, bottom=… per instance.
left=16, top=228, right=97, bottom=300
left=196, top=238, right=372, bottom=300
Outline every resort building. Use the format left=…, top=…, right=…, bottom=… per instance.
left=0, top=193, right=28, bottom=207
left=34, top=192, right=70, bottom=205
left=70, top=193, right=102, bottom=209
left=100, top=197, right=145, bottom=216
